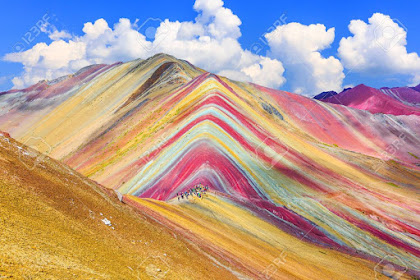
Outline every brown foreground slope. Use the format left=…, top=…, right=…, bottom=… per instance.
left=0, top=132, right=235, bottom=279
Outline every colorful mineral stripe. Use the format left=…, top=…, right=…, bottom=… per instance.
left=0, top=54, right=419, bottom=279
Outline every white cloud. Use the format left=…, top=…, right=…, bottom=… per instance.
left=338, top=13, right=420, bottom=85
left=3, top=0, right=285, bottom=90
left=193, top=0, right=241, bottom=39
left=82, top=18, right=111, bottom=39
left=5, top=4, right=417, bottom=95
left=5, top=40, right=86, bottom=86
left=218, top=53, right=286, bottom=88
left=4, top=18, right=152, bottom=87
left=265, top=22, right=344, bottom=96
left=48, top=30, right=72, bottom=41
left=412, top=74, right=420, bottom=86
left=241, top=57, right=286, bottom=88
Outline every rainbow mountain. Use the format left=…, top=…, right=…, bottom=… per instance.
left=1, top=53, right=419, bottom=279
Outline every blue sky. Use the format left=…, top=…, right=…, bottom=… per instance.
left=1, top=0, right=419, bottom=95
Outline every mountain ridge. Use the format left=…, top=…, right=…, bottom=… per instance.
left=0, top=54, right=419, bottom=279
left=316, top=83, right=420, bottom=116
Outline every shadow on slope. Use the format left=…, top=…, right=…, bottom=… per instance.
left=0, top=132, right=236, bottom=279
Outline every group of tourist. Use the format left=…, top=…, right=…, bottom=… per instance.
left=176, top=183, right=209, bottom=200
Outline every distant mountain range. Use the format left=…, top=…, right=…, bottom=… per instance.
left=315, top=83, right=420, bottom=116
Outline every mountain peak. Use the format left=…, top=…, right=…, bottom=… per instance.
left=147, top=53, right=179, bottom=63
left=313, top=90, right=337, bottom=100
left=353, top=83, right=371, bottom=90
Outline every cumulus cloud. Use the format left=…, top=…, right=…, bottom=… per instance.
left=265, top=22, right=344, bottom=95
left=241, top=57, right=286, bottom=88
left=3, top=0, right=285, bottom=90
left=338, top=13, right=420, bottom=85
left=48, top=30, right=72, bottom=41
left=4, top=18, right=151, bottom=87
left=5, top=3, right=417, bottom=95
left=193, top=0, right=241, bottom=39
